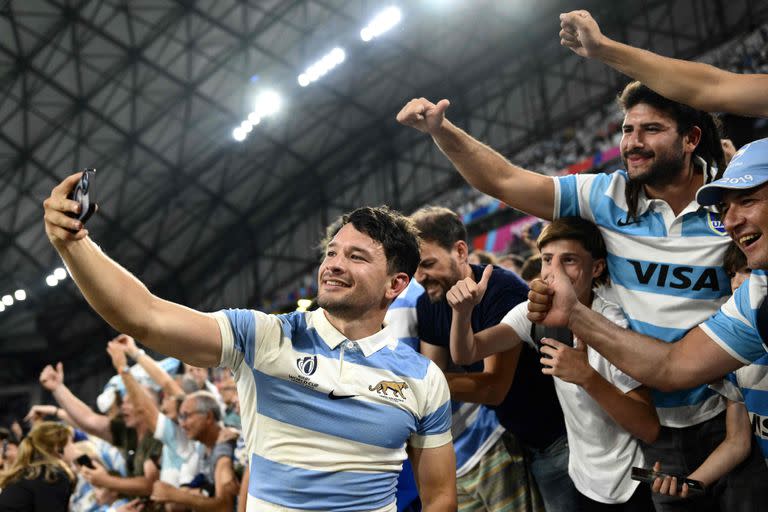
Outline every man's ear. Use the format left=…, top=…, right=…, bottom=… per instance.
left=592, top=258, right=606, bottom=282
left=386, top=273, right=410, bottom=301
left=684, top=125, right=702, bottom=154
left=454, top=240, right=469, bottom=262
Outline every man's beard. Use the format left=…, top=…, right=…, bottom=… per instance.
left=622, top=144, right=686, bottom=188
left=421, top=259, right=463, bottom=303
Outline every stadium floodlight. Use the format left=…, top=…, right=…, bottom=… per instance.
left=254, top=90, right=281, bottom=118
left=14, top=289, right=26, bottom=301
left=247, top=112, right=261, bottom=125
left=297, top=48, right=346, bottom=87
left=46, top=275, right=58, bottom=287
left=232, top=127, right=246, bottom=142
left=241, top=120, right=253, bottom=133
left=360, top=6, right=402, bottom=42
left=330, top=47, right=346, bottom=65
left=2, top=295, right=13, bottom=306
left=0, top=303, right=4, bottom=312
left=53, top=267, right=67, bottom=281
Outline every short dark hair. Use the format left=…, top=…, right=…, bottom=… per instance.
left=618, top=81, right=725, bottom=219
left=537, top=216, right=609, bottom=286
left=520, top=254, right=542, bottom=282
left=409, top=206, right=467, bottom=250
left=323, top=206, right=421, bottom=277
left=723, top=242, right=748, bottom=276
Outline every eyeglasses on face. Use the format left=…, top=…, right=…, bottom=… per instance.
left=178, top=410, right=206, bottom=421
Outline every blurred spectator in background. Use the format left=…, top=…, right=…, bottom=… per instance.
left=38, top=359, right=162, bottom=498
left=216, top=375, right=241, bottom=429
left=467, top=250, right=497, bottom=266
left=0, top=422, right=75, bottom=511
left=497, top=253, right=525, bottom=275
left=520, top=254, right=542, bottom=284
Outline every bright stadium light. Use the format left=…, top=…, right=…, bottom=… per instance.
left=2, top=295, right=13, bottom=306
left=14, top=289, right=26, bottom=301
left=0, top=303, right=4, bottom=312
left=254, top=90, right=281, bottom=118
left=46, top=275, right=58, bottom=287
left=248, top=112, right=261, bottom=125
left=241, top=120, right=253, bottom=133
left=298, top=48, right=346, bottom=87
left=232, top=127, right=246, bottom=142
left=360, top=6, right=402, bottom=42
left=53, top=267, right=67, bottom=281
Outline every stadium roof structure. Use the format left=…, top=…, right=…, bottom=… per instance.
left=1, top=0, right=766, bottom=403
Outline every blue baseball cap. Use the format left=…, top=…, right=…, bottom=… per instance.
left=697, top=138, right=768, bottom=206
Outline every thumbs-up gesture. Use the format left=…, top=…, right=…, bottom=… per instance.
left=447, top=265, right=493, bottom=316
left=39, top=362, right=65, bottom=391
left=527, top=258, right=578, bottom=327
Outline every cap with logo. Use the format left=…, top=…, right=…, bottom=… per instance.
left=696, top=137, right=768, bottom=207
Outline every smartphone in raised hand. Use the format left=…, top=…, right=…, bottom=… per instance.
left=66, top=168, right=97, bottom=230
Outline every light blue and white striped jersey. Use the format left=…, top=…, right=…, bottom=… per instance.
left=710, top=353, right=768, bottom=468
left=214, top=308, right=452, bottom=512
left=385, top=281, right=505, bottom=477
left=701, top=270, right=768, bottom=362
left=384, top=280, right=425, bottom=351
left=154, top=413, right=207, bottom=486
left=555, top=171, right=732, bottom=427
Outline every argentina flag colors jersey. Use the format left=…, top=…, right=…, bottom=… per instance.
left=214, top=308, right=452, bottom=512
left=384, top=280, right=425, bottom=351
left=710, top=353, right=768, bottom=467
left=701, top=270, right=768, bottom=363
left=555, top=170, right=732, bottom=427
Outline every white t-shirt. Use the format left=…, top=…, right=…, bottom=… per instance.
left=501, top=294, right=646, bottom=504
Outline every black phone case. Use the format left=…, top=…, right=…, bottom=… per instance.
left=631, top=467, right=705, bottom=495
left=66, top=169, right=96, bottom=230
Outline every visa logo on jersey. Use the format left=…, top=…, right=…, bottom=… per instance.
left=750, top=412, right=768, bottom=441
left=628, top=260, right=721, bottom=291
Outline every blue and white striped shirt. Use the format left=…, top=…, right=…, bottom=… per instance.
left=215, top=308, right=452, bottom=512
left=701, top=270, right=768, bottom=363
left=555, top=170, right=732, bottom=427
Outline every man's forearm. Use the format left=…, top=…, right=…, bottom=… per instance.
left=102, top=474, right=154, bottom=496
left=446, top=372, right=509, bottom=406
left=55, top=238, right=221, bottom=367
left=581, top=376, right=659, bottom=444
left=169, top=490, right=234, bottom=512
left=56, top=238, right=156, bottom=344
left=430, top=122, right=555, bottom=220
left=449, top=312, right=477, bottom=365
left=594, top=37, right=751, bottom=115
left=134, top=351, right=184, bottom=397
left=52, top=385, right=109, bottom=439
left=568, top=303, right=674, bottom=389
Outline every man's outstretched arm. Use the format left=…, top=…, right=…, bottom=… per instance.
left=396, top=99, right=555, bottom=220
left=44, top=173, right=222, bottom=367
left=527, top=264, right=744, bottom=391
left=560, top=9, right=768, bottom=118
